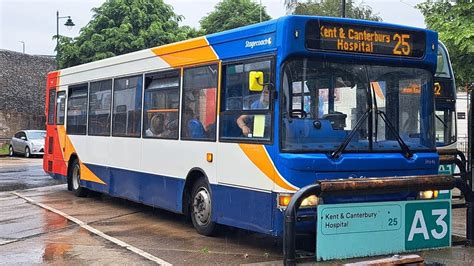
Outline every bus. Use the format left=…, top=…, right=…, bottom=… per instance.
left=434, top=41, right=457, bottom=150
left=44, top=16, right=439, bottom=237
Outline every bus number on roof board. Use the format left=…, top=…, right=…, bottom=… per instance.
left=306, top=20, right=426, bottom=58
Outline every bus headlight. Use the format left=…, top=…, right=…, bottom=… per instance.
left=418, top=190, right=439, bottom=200
left=301, top=195, right=319, bottom=207
left=277, top=194, right=319, bottom=209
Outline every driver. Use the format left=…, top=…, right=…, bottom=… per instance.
left=236, top=86, right=269, bottom=136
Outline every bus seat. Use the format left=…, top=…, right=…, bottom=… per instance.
left=187, top=119, right=206, bottom=139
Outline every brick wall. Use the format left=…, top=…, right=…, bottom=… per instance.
left=0, top=49, right=56, bottom=145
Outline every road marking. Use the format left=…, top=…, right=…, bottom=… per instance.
left=12, top=192, right=172, bottom=266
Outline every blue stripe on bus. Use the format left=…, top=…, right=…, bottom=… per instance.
left=83, top=163, right=185, bottom=214
left=81, top=163, right=280, bottom=235
left=212, top=185, right=274, bottom=235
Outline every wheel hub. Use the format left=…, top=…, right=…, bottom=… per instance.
left=72, top=164, right=80, bottom=190
left=193, top=188, right=211, bottom=226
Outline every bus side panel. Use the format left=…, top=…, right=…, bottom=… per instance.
left=83, top=163, right=185, bottom=213
left=212, top=184, right=274, bottom=235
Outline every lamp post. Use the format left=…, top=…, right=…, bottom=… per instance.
left=19, top=41, right=25, bottom=54
left=56, top=10, right=75, bottom=69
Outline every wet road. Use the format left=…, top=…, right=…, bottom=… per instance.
left=0, top=157, right=64, bottom=191
left=1, top=158, right=474, bottom=264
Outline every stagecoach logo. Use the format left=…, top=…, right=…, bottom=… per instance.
left=245, top=37, right=272, bottom=49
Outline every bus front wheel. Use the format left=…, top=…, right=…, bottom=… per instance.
left=69, top=159, right=88, bottom=197
left=190, top=178, right=216, bottom=236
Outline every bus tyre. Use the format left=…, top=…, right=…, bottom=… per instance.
left=8, top=145, right=14, bottom=157
left=190, top=179, right=216, bottom=236
left=70, top=159, right=88, bottom=197
left=24, top=147, right=30, bottom=158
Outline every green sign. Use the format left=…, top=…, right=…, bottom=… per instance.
left=405, top=201, right=451, bottom=250
left=316, top=199, right=451, bottom=261
left=438, top=164, right=454, bottom=199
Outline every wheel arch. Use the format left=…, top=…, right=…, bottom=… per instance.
left=182, top=167, right=210, bottom=215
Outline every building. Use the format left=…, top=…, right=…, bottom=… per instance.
left=0, top=49, right=56, bottom=145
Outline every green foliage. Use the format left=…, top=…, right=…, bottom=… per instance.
left=200, top=0, right=271, bottom=35
left=417, top=1, right=473, bottom=88
left=292, top=0, right=381, bottom=21
left=57, top=0, right=202, bottom=68
left=0, top=144, right=8, bottom=155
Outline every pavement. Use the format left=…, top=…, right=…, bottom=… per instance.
left=1, top=157, right=474, bottom=265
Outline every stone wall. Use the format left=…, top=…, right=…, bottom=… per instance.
left=0, top=49, right=56, bottom=145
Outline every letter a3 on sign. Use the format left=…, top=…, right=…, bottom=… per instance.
left=405, top=201, right=450, bottom=250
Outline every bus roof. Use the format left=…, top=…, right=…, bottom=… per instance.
left=52, top=15, right=438, bottom=82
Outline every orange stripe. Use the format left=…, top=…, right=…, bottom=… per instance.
left=151, top=37, right=218, bottom=67
left=80, top=163, right=106, bottom=184
left=147, top=108, right=178, bottom=113
left=239, top=144, right=296, bottom=191
left=57, top=125, right=106, bottom=185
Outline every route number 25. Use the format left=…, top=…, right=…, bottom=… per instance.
left=407, top=209, right=448, bottom=241
left=393, top=34, right=411, bottom=56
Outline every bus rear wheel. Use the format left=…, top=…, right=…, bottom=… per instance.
left=190, top=179, right=216, bottom=236
left=70, top=159, right=88, bottom=197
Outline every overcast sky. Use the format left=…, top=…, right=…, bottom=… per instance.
left=0, top=0, right=426, bottom=56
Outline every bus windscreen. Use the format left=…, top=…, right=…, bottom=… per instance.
left=306, top=20, right=426, bottom=58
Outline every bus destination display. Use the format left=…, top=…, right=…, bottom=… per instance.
left=306, top=20, right=426, bottom=58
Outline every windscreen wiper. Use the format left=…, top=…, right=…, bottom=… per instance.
left=435, top=114, right=448, bottom=129
left=376, top=110, right=413, bottom=159
left=370, top=83, right=412, bottom=159
left=330, top=107, right=371, bottom=159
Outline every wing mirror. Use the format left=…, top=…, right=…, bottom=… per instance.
left=248, top=71, right=264, bottom=92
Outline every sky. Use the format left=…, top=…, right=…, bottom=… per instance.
left=0, top=0, right=426, bottom=56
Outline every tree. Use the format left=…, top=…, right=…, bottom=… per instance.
left=287, top=0, right=381, bottom=21
left=417, top=1, right=473, bottom=88
left=200, top=0, right=271, bottom=35
left=57, top=0, right=201, bottom=68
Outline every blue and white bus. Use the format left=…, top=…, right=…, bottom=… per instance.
left=44, top=16, right=439, bottom=236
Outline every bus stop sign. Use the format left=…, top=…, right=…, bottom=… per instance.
left=316, top=199, right=451, bottom=261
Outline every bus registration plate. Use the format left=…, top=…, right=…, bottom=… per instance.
left=316, top=199, right=451, bottom=261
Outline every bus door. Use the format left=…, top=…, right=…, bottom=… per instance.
left=434, top=42, right=457, bottom=148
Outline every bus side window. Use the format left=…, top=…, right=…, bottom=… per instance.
left=219, top=59, right=272, bottom=142
left=112, top=75, right=143, bottom=137
left=67, top=84, right=88, bottom=135
left=56, top=91, right=66, bottom=125
left=88, top=79, right=112, bottom=136
left=181, top=64, right=218, bottom=141
left=47, top=89, right=56, bottom=125
left=143, top=70, right=180, bottom=139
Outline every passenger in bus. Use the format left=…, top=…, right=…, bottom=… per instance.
left=183, top=108, right=206, bottom=139
left=236, top=86, right=270, bottom=136
left=145, top=114, right=165, bottom=137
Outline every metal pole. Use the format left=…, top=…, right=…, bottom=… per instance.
left=341, top=0, right=346, bottom=18
left=56, top=10, right=59, bottom=69
left=260, top=0, right=262, bottom=22
left=19, top=41, right=25, bottom=53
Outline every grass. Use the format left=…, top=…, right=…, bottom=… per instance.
left=0, top=144, right=9, bottom=155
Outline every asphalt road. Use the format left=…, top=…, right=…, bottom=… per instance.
left=1, top=157, right=474, bottom=265
left=0, top=157, right=64, bottom=191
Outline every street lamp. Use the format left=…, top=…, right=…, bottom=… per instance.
left=56, top=10, right=75, bottom=68
left=19, top=41, right=25, bottom=54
